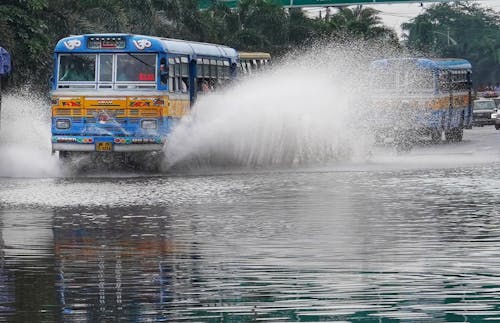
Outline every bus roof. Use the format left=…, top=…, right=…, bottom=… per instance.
left=54, top=34, right=238, bottom=63
left=371, top=58, right=472, bottom=70
left=238, top=52, right=271, bottom=60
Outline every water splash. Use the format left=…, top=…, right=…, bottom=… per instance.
left=0, top=90, right=60, bottom=177
left=163, top=42, right=397, bottom=170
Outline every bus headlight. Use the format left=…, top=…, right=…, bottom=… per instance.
left=56, top=119, right=71, bottom=129
left=141, top=119, right=157, bottom=129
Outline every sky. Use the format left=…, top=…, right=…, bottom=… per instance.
left=306, top=0, right=500, bottom=37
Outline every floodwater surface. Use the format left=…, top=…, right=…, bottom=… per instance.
left=2, top=127, right=500, bottom=322
left=2, top=46, right=500, bottom=321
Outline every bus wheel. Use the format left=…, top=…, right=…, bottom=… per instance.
left=454, top=127, right=463, bottom=142
left=394, top=132, right=413, bottom=153
left=430, top=129, right=442, bottom=143
left=59, top=151, right=71, bottom=162
left=445, top=128, right=463, bottom=142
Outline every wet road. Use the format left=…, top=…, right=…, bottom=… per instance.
left=1, top=126, right=500, bottom=322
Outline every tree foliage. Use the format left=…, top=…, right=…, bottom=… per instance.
left=2, top=0, right=496, bottom=92
left=402, top=2, right=500, bottom=87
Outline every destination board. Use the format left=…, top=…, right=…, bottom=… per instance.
left=199, top=0, right=454, bottom=9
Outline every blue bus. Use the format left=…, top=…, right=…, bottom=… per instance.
left=50, top=34, right=238, bottom=162
left=0, top=46, right=11, bottom=126
left=369, top=58, right=472, bottom=149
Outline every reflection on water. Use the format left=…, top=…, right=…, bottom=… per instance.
left=1, top=166, right=500, bottom=322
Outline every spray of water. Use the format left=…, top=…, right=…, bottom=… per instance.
left=0, top=89, right=60, bottom=177
left=0, top=41, right=415, bottom=177
left=164, top=41, right=401, bottom=170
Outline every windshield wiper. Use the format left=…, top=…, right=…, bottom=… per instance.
left=127, top=53, right=153, bottom=67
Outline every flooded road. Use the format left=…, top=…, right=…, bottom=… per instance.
left=1, top=127, right=500, bottom=322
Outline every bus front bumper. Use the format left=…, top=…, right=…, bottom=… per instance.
left=52, top=136, right=165, bottom=153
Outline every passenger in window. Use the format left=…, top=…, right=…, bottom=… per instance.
left=209, top=79, right=216, bottom=90
left=81, top=62, right=94, bottom=81
left=180, top=78, right=188, bottom=93
left=197, top=79, right=211, bottom=93
left=117, top=56, right=138, bottom=81
left=60, top=63, right=79, bottom=81
left=160, top=59, right=168, bottom=84
left=202, top=80, right=210, bottom=92
left=117, top=69, right=133, bottom=81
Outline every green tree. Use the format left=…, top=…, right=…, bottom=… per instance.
left=402, top=2, right=500, bottom=87
left=327, top=5, right=398, bottom=43
left=0, top=0, right=51, bottom=87
left=202, top=0, right=289, bottom=53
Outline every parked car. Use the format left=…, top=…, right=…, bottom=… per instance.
left=490, top=98, right=500, bottom=130
left=473, top=98, right=496, bottom=127
left=493, top=97, right=500, bottom=109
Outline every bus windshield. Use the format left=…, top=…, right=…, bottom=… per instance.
left=57, top=53, right=156, bottom=84
left=59, top=54, right=96, bottom=82
left=372, top=67, right=434, bottom=93
left=116, top=54, right=156, bottom=82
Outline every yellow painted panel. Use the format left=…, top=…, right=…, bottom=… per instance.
left=85, top=98, right=127, bottom=108
left=58, top=97, right=83, bottom=108
left=165, top=99, right=190, bottom=118
left=51, top=95, right=188, bottom=118
left=84, top=108, right=127, bottom=117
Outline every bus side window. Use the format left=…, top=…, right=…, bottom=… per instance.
left=210, top=59, right=217, bottom=89
left=174, top=57, right=181, bottom=92
left=168, top=58, right=175, bottom=92
left=180, top=56, right=189, bottom=93
left=438, top=71, right=449, bottom=92
left=203, top=59, right=210, bottom=88
left=196, top=58, right=203, bottom=93
left=217, top=60, right=224, bottom=83
left=240, top=61, right=247, bottom=74
left=224, top=61, right=230, bottom=79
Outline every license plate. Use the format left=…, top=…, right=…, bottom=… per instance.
left=96, top=142, right=112, bottom=151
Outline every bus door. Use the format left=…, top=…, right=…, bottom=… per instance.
left=466, top=71, right=473, bottom=126
left=165, top=55, right=190, bottom=119
left=189, top=58, right=197, bottom=105
left=444, top=70, right=453, bottom=129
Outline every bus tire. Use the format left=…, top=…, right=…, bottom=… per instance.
left=59, top=151, right=71, bottom=161
left=394, top=132, right=413, bottom=153
left=445, top=128, right=463, bottom=142
left=430, top=129, right=441, bottom=143
left=454, top=127, right=463, bottom=142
